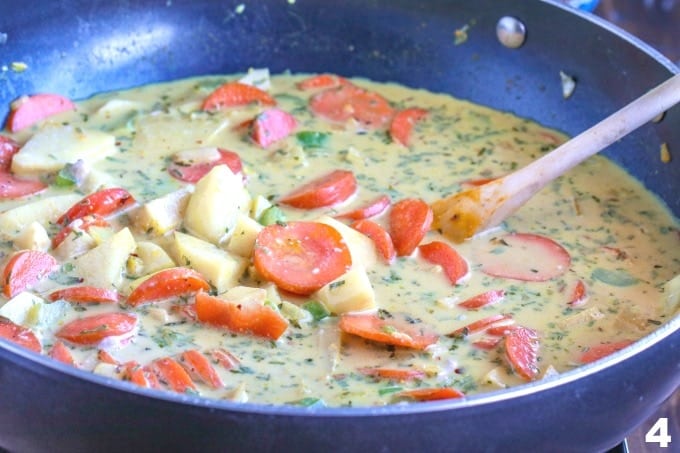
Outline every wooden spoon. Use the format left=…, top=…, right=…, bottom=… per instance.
left=432, top=73, right=680, bottom=243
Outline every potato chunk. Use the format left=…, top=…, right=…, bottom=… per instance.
left=134, top=241, right=176, bottom=275
left=0, top=292, right=69, bottom=332
left=316, top=216, right=377, bottom=270
left=250, top=195, right=273, bottom=220
left=71, top=227, right=137, bottom=290
left=664, top=274, right=680, bottom=313
left=226, top=214, right=263, bottom=257
left=130, top=187, right=192, bottom=236
left=220, top=286, right=267, bottom=303
left=11, top=125, right=116, bottom=174
left=239, top=67, right=271, bottom=91
left=13, top=221, right=50, bottom=251
left=131, top=112, right=237, bottom=159
left=171, top=147, right=221, bottom=165
left=314, top=266, right=376, bottom=314
left=53, top=228, right=97, bottom=260
left=96, top=99, right=142, bottom=118
left=0, top=292, right=46, bottom=327
left=183, top=165, right=250, bottom=244
left=0, top=194, right=81, bottom=239
left=170, top=231, right=246, bottom=293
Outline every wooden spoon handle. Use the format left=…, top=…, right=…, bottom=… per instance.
left=488, top=74, right=680, bottom=229
left=433, top=73, right=680, bottom=242
left=503, top=72, right=680, bottom=204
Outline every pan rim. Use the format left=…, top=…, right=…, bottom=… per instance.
left=0, top=0, right=677, bottom=422
left=1, top=310, right=677, bottom=417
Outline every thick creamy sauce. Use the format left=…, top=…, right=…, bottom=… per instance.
left=1, top=72, right=678, bottom=407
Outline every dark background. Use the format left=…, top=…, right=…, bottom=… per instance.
left=594, top=0, right=680, bottom=64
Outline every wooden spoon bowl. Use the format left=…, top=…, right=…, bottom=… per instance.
left=432, top=73, right=680, bottom=242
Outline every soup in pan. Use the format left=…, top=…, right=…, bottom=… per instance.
left=0, top=71, right=678, bottom=407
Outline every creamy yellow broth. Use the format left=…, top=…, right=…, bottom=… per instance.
left=1, top=72, right=678, bottom=407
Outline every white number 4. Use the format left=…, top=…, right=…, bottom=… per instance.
left=645, top=417, right=672, bottom=448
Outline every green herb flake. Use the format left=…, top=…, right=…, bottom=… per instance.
left=151, top=327, right=194, bottom=348
left=378, top=386, right=403, bottom=396
left=329, top=280, right=346, bottom=290
left=287, top=397, right=326, bottom=408
left=258, top=206, right=287, bottom=226
left=263, top=299, right=279, bottom=310
left=54, top=164, right=78, bottom=187
left=231, top=366, right=255, bottom=375
left=48, top=262, right=83, bottom=285
left=296, top=131, right=330, bottom=149
left=302, top=300, right=330, bottom=321
left=382, top=270, right=402, bottom=283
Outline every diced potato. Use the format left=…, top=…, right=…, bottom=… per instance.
left=80, top=167, right=116, bottom=193
left=316, top=216, right=377, bottom=270
left=170, top=231, right=246, bottom=293
left=130, top=187, right=192, bottom=236
left=183, top=165, right=251, bottom=244
left=280, top=300, right=313, bottom=326
left=131, top=112, right=235, bottom=159
left=126, top=254, right=145, bottom=278
left=239, top=68, right=271, bottom=91
left=11, top=125, right=116, bottom=175
left=268, top=143, right=308, bottom=168
left=224, top=383, right=249, bottom=403
left=171, top=147, right=221, bottom=165
left=151, top=234, right=174, bottom=254
left=250, top=195, right=273, bottom=220
left=542, top=365, right=560, bottom=379
left=53, top=217, right=112, bottom=261
left=13, top=221, right=50, bottom=251
left=147, top=307, right=170, bottom=324
left=71, top=227, right=137, bottom=290
left=32, top=300, right=70, bottom=333
left=226, top=214, right=263, bottom=257
left=96, top=99, right=142, bottom=118
left=135, top=241, right=176, bottom=275
left=313, top=266, right=376, bottom=314
left=53, top=229, right=97, bottom=260
left=0, top=292, right=46, bottom=327
left=216, top=284, right=292, bottom=322
left=87, top=225, right=115, bottom=245
left=93, top=362, right=123, bottom=379
left=175, top=101, right=202, bottom=115
left=220, top=286, right=267, bottom=303
left=0, top=194, right=81, bottom=239
left=0, top=292, right=68, bottom=332
left=482, top=367, right=511, bottom=389
left=664, top=274, right=680, bottom=313
left=263, top=282, right=282, bottom=306
left=435, top=295, right=459, bottom=309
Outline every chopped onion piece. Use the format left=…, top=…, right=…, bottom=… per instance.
left=560, top=70, right=576, bottom=99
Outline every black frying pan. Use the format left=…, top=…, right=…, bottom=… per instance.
left=0, top=1, right=678, bottom=451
